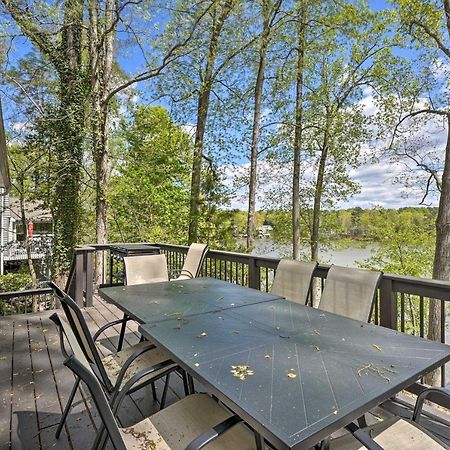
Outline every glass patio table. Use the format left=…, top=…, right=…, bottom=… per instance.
left=98, top=277, right=283, bottom=324
left=139, top=298, right=450, bottom=450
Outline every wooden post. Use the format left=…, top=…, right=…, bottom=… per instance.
left=379, top=278, right=397, bottom=330
left=85, top=249, right=93, bottom=307
left=74, top=250, right=84, bottom=306
left=248, top=257, right=261, bottom=290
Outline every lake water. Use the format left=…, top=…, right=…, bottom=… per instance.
left=250, top=239, right=377, bottom=267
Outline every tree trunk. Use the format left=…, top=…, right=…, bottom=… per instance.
left=188, top=0, right=234, bottom=243
left=189, top=87, right=212, bottom=243
left=310, top=115, right=331, bottom=262
left=292, top=1, right=306, bottom=260
left=90, top=0, right=115, bottom=284
left=52, top=0, right=85, bottom=281
left=246, top=1, right=272, bottom=252
left=425, top=114, right=450, bottom=385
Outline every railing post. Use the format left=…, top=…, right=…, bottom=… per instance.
left=379, top=277, right=397, bottom=330
left=248, top=257, right=260, bottom=290
left=85, top=249, right=93, bottom=307
left=74, top=249, right=84, bottom=307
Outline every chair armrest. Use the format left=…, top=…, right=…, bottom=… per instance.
left=345, top=422, right=384, bottom=450
left=50, top=313, right=70, bottom=359
left=111, top=359, right=176, bottom=414
left=185, top=415, right=244, bottom=450
left=413, top=386, right=450, bottom=422
left=92, top=316, right=135, bottom=342
left=169, top=268, right=194, bottom=280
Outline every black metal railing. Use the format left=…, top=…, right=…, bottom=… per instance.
left=0, top=287, right=55, bottom=316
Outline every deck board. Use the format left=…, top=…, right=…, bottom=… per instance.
left=10, top=316, right=41, bottom=450
left=0, top=317, right=14, bottom=450
left=0, top=295, right=448, bottom=449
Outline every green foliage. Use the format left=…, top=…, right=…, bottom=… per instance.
left=358, top=207, right=435, bottom=277
left=108, top=105, right=192, bottom=243
left=0, top=273, right=32, bottom=292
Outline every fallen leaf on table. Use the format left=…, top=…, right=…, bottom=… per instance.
left=230, top=365, right=254, bottom=380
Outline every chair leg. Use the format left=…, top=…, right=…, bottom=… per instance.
left=160, top=373, right=171, bottom=410
left=181, top=370, right=190, bottom=396
left=254, top=431, right=264, bottom=450
left=187, top=374, right=195, bottom=394
left=56, top=376, right=80, bottom=438
left=93, top=423, right=106, bottom=450
left=357, top=414, right=368, bottom=429
left=117, top=313, right=128, bottom=351
left=151, top=381, right=158, bottom=402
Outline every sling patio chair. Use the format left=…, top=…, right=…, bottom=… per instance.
left=271, top=259, right=317, bottom=304
left=59, top=322, right=260, bottom=450
left=170, top=243, right=208, bottom=280
left=124, top=254, right=169, bottom=285
left=48, top=283, right=183, bottom=439
left=317, top=265, right=382, bottom=323
left=322, top=387, right=450, bottom=449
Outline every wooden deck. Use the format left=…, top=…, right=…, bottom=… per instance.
left=0, top=296, right=186, bottom=450
left=1, top=296, right=449, bottom=450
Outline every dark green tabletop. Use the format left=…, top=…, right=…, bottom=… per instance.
left=109, top=243, right=160, bottom=257
left=139, top=299, right=450, bottom=450
left=98, top=277, right=282, bottom=323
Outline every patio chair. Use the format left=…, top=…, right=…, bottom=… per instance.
left=62, top=339, right=259, bottom=450
left=271, top=259, right=317, bottom=304
left=124, top=254, right=169, bottom=285
left=317, top=265, right=382, bottom=323
left=323, top=387, right=450, bottom=449
left=48, top=283, right=181, bottom=439
left=170, top=243, right=208, bottom=280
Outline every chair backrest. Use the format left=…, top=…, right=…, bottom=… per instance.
left=51, top=313, right=95, bottom=377
left=64, top=354, right=127, bottom=450
left=271, top=259, right=317, bottom=304
left=178, top=243, right=208, bottom=279
left=124, top=254, right=169, bottom=285
left=49, top=282, right=112, bottom=390
left=318, top=265, right=382, bottom=322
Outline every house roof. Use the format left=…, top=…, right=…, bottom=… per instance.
left=8, top=197, right=52, bottom=221
left=0, top=98, right=11, bottom=191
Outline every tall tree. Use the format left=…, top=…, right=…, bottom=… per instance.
left=292, top=0, right=307, bottom=260
left=108, top=105, right=192, bottom=243
left=389, top=0, right=450, bottom=384
left=2, top=0, right=86, bottom=281
left=245, top=0, right=282, bottom=252
left=188, top=0, right=235, bottom=243
left=306, top=6, right=392, bottom=262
